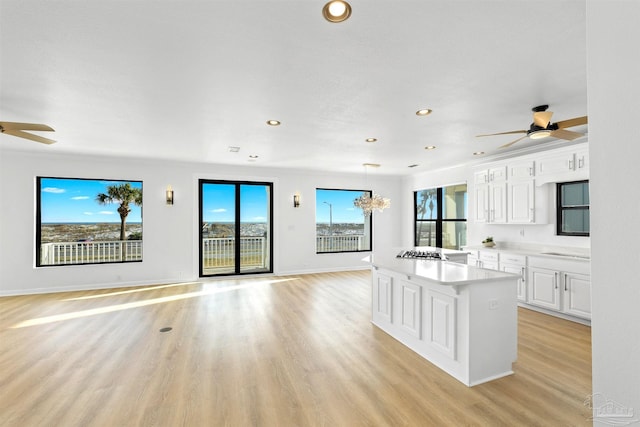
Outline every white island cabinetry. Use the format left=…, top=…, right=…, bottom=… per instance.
left=369, top=253, right=519, bottom=387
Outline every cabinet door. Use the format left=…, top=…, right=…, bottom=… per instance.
left=474, top=184, right=489, bottom=223
left=563, top=272, right=591, bottom=319
left=474, top=170, right=489, bottom=185
left=509, top=161, right=535, bottom=180
left=508, top=180, right=534, bottom=223
left=528, top=267, right=561, bottom=310
left=489, top=183, right=507, bottom=223
left=426, top=289, right=457, bottom=360
left=489, top=166, right=507, bottom=183
left=400, top=279, right=422, bottom=338
left=502, top=264, right=526, bottom=302
left=538, top=153, right=574, bottom=176
left=372, top=270, right=393, bottom=323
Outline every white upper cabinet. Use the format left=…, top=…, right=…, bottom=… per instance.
left=537, top=144, right=589, bottom=183
left=474, top=166, right=507, bottom=223
left=508, top=160, right=535, bottom=180
left=507, top=180, right=535, bottom=223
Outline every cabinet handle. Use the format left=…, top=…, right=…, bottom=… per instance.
left=554, top=272, right=559, bottom=289
left=530, top=208, right=534, bottom=223
left=568, top=159, right=574, bottom=170
left=529, top=167, right=533, bottom=176
left=578, top=157, right=585, bottom=168
left=564, top=273, right=568, bottom=291
left=521, top=267, right=526, bottom=282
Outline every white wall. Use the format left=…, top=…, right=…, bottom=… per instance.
left=587, top=0, right=640, bottom=420
left=0, top=149, right=402, bottom=295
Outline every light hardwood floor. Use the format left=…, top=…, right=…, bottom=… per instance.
left=0, top=270, right=592, bottom=426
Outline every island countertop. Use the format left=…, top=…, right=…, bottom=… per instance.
left=365, top=248, right=519, bottom=286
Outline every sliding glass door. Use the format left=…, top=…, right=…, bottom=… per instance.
left=199, top=180, right=273, bottom=276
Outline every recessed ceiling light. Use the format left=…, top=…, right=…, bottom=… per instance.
left=365, top=138, right=377, bottom=143
left=408, top=164, right=419, bottom=168
left=363, top=163, right=381, bottom=168
left=473, top=151, right=485, bottom=156
left=424, top=145, right=436, bottom=150
left=416, top=109, right=432, bottom=116
left=266, top=120, right=281, bottom=126
left=322, top=1, right=352, bottom=23
left=249, top=155, right=259, bottom=159
left=228, top=146, right=240, bottom=153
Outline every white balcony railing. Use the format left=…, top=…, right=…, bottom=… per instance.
left=40, top=240, right=143, bottom=265
left=202, top=237, right=267, bottom=270
left=316, top=235, right=365, bottom=252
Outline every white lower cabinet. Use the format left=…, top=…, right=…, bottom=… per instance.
left=527, top=257, right=591, bottom=320
left=372, top=270, right=393, bottom=324
left=499, top=253, right=527, bottom=303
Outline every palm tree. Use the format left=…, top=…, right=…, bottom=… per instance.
left=96, top=183, right=142, bottom=258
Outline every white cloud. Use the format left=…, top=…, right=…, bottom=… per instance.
left=83, top=212, right=93, bottom=216
left=253, top=216, right=266, bottom=221
left=71, top=196, right=89, bottom=200
left=211, top=208, right=227, bottom=213
left=42, top=187, right=65, bottom=194
left=99, top=211, right=115, bottom=215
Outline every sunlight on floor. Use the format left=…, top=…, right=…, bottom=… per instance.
left=12, top=277, right=300, bottom=329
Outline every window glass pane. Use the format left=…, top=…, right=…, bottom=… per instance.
left=37, top=177, right=143, bottom=266
left=561, top=182, right=589, bottom=206
left=415, top=221, right=436, bottom=246
left=415, top=189, right=438, bottom=220
left=442, top=184, right=468, bottom=219
left=240, top=184, right=271, bottom=274
left=316, top=189, right=371, bottom=253
left=442, top=221, right=467, bottom=250
left=562, top=210, right=590, bottom=234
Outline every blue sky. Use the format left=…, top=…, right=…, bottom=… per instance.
left=316, top=189, right=366, bottom=223
left=201, top=183, right=269, bottom=223
left=40, top=178, right=142, bottom=223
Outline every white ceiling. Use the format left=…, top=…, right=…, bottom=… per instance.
left=0, top=0, right=587, bottom=176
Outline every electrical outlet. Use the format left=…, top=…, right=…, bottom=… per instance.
left=519, top=229, right=525, bottom=237
left=489, top=299, right=499, bottom=310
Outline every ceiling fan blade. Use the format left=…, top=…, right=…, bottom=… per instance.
left=0, top=121, right=54, bottom=132
left=2, top=129, right=56, bottom=144
left=555, top=116, right=588, bottom=129
left=499, top=135, right=528, bottom=149
left=550, top=129, right=583, bottom=141
left=476, top=130, right=527, bottom=137
left=533, top=111, right=553, bottom=127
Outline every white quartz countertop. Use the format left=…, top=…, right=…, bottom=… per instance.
left=463, top=245, right=590, bottom=261
left=365, top=248, right=519, bottom=287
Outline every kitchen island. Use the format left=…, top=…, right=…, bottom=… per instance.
left=368, top=249, right=520, bottom=386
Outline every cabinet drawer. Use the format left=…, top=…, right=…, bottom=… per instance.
left=479, top=251, right=499, bottom=262
left=500, top=253, right=526, bottom=265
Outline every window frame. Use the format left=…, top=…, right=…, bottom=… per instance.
left=414, top=184, right=467, bottom=249
left=556, top=180, right=590, bottom=237
left=36, top=176, right=143, bottom=267
left=199, top=179, right=274, bottom=277
left=315, top=188, right=373, bottom=254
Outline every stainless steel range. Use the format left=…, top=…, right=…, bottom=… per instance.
left=396, top=249, right=446, bottom=260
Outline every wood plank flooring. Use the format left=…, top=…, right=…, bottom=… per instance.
left=0, top=270, right=592, bottom=426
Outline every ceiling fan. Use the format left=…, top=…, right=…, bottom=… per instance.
left=0, top=121, right=56, bottom=145
left=476, top=105, right=587, bottom=149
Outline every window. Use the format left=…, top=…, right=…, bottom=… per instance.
left=36, top=177, right=143, bottom=266
left=199, top=180, right=273, bottom=276
left=316, top=188, right=372, bottom=253
left=414, top=184, right=467, bottom=249
left=557, top=180, right=589, bottom=236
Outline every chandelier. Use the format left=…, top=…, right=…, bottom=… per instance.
left=354, top=192, right=390, bottom=216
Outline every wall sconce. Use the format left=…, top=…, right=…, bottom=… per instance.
left=166, top=185, right=174, bottom=205
left=293, top=192, right=301, bottom=208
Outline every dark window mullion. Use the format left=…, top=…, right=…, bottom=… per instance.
left=234, top=184, right=241, bottom=274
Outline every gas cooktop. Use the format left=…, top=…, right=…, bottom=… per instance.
left=396, top=250, right=446, bottom=260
